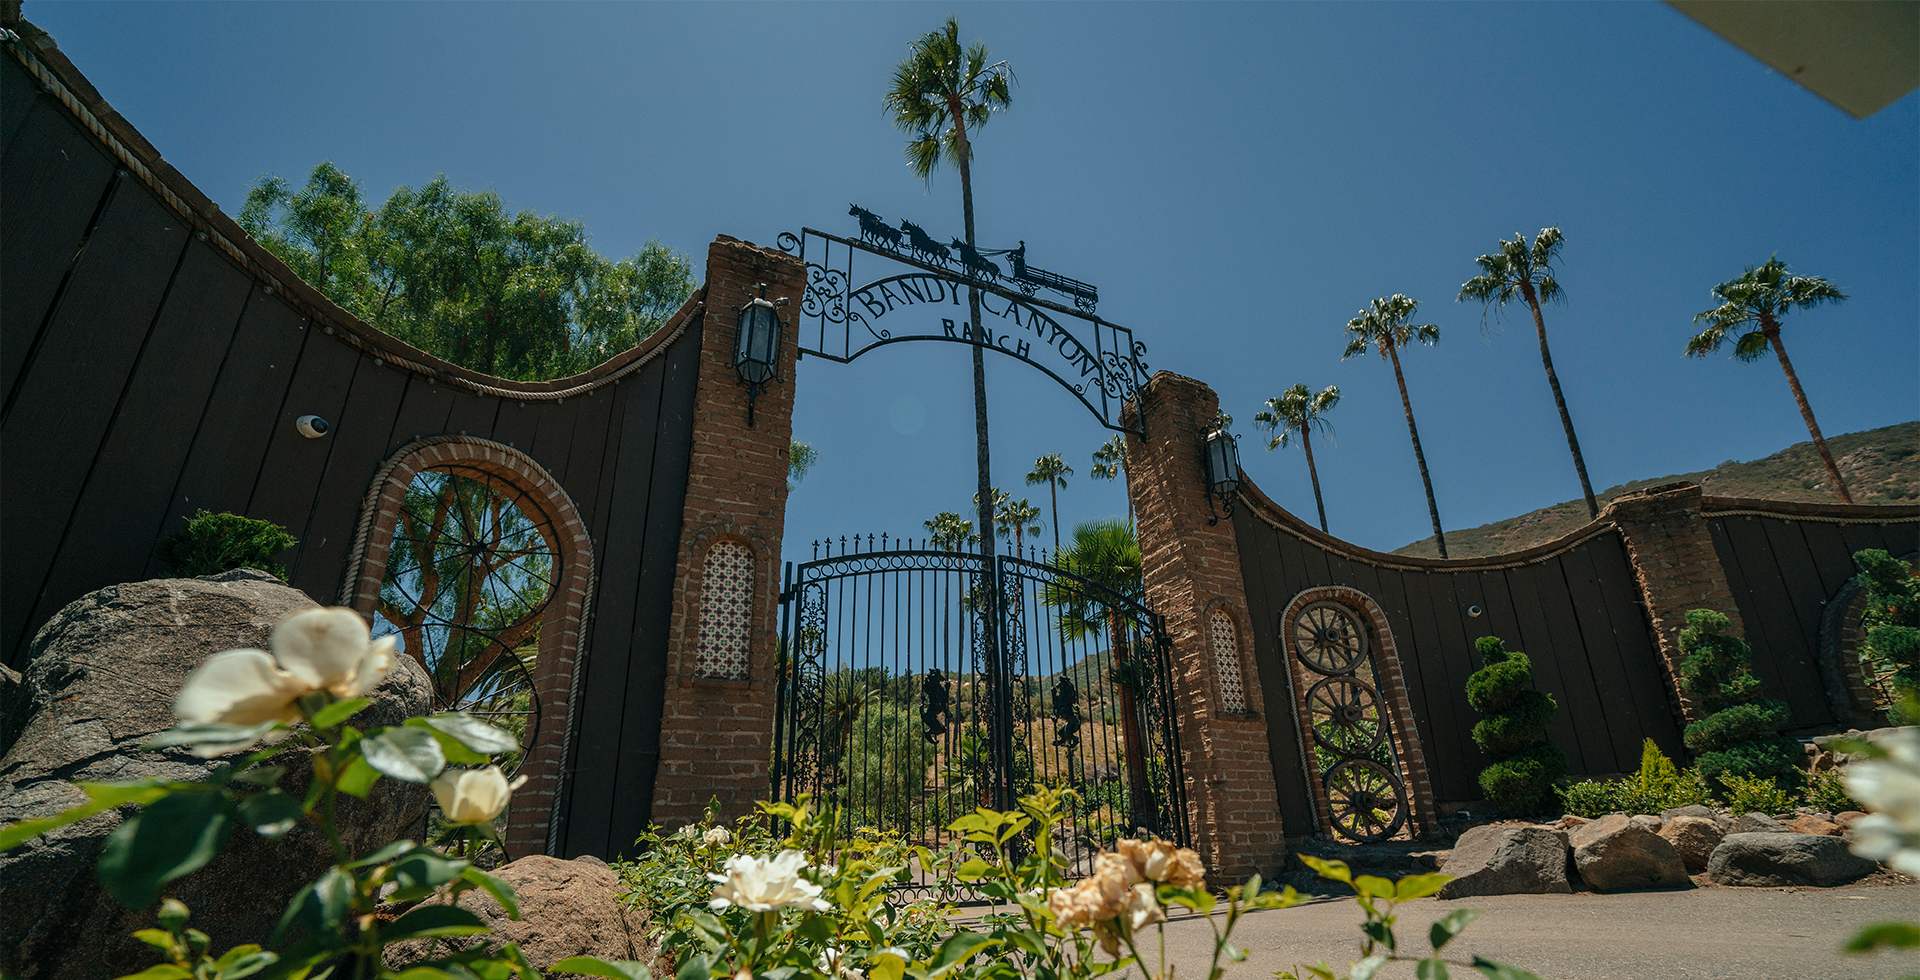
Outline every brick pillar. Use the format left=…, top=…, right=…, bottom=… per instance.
left=1125, top=371, right=1289, bottom=881
left=651, top=236, right=803, bottom=828
left=1603, top=481, right=1743, bottom=724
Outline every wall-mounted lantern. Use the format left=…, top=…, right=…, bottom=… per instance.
left=733, top=283, right=788, bottom=426
left=1202, top=425, right=1241, bottom=525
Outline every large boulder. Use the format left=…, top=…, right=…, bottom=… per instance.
left=1435, top=825, right=1573, bottom=898
left=0, top=572, right=434, bottom=980
left=386, top=855, right=655, bottom=971
left=1570, top=814, right=1691, bottom=892
left=1658, top=815, right=1724, bottom=873
left=1707, top=832, right=1879, bottom=887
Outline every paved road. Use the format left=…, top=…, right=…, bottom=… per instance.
left=1152, top=882, right=1920, bottom=980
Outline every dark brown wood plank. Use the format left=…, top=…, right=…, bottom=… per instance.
left=1755, top=516, right=1837, bottom=728
left=383, top=377, right=459, bottom=456
left=444, top=387, right=501, bottom=440
left=1429, top=571, right=1485, bottom=800
left=1715, top=515, right=1829, bottom=725
left=1488, top=566, right=1589, bottom=775
left=2, top=180, right=188, bottom=664
left=1841, top=520, right=1920, bottom=563
left=490, top=397, right=541, bottom=457
left=566, top=382, right=624, bottom=538
left=1, top=97, right=117, bottom=402
left=289, top=353, right=411, bottom=604
left=23, top=243, right=251, bottom=647
left=1, top=55, right=42, bottom=152
left=1397, top=569, right=1471, bottom=800
left=245, top=329, right=360, bottom=573
left=529, top=396, right=583, bottom=497
left=150, top=287, right=311, bottom=576
left=563, top=355, right=669, bottom=857
left=1586, top=533, right=1683, bottom=758
left=1557, top=548, right=1648, bottom=773
left=1233, top=512, right=1317, bottom=833
left=1795, top=520, right=1858, bottom=599
left=1532, top=553, right=1621, bottom=772
left=607, top=327, right=702, bottom=854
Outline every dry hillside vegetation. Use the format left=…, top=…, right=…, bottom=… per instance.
left=1393, top=421, right=1919, bottom=559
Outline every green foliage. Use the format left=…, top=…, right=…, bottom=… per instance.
left=239, top=161, right=695, bottom=382
left=1802, top=768, right=1861, bottom=814
left=1719, top=772, right=1798, bottom=816
left=1557, top=780, right=1617, bottom=820
left=154, top=511, right=298, bottom=582
left=1676, top=609, right=1804, bottom=792
left=1464, top=637, right=1563, bottom=815
left=1854, top=549, right=1920, bottom=713
left=788, top=441, right=820, bottom=492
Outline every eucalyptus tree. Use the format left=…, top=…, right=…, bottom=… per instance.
left=885, top=17, right=1013, bottom=562
left=1459, top=227, right=1598, bottom=518
left=1090, top=434, right=1132, bottom=530
left=788, top=441, right=820, bottom=492
left=1026, top=453, right=1074, bottom=552
left=1689, top=257, right=1854, bottom=503
left=1254, top=383, right=1341, bottom=533
left=1342, top=295, right=1449, bottom=558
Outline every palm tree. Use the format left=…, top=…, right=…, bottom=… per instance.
left=1254, top=383, right=1341, bottom=533
left=886, top=17, right=1013, bottom=563
left=1459, top=227, right=1599, bottom=518
left=997, top=497, right=1044, bottom=555
left=924, top=511, right=979, bottom=551
left=1043, top=518, right=1152, bottom=829
left=1342, top=295, right=1449, bottom=558
left=1090, top=435, right=1132, bottom=531
left=1026, top=453, right=1074, bottom=552
left=1689, top=256, right=1853, bottom=503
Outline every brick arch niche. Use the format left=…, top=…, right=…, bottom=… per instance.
left=1279, top=586, right=1435, bottom=838
left=340, top=436, right=594, bottom=857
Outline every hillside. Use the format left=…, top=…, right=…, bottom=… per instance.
left=1391, top=421, right=1920, bottom=559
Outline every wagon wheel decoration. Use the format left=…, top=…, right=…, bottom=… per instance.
left=1292, top=600, right=1369, bottom=676
left=1323, top=758, right=1407, bottom=843
left=1305, top=675, right=1387, bottom=758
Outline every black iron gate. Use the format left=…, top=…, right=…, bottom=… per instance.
left=771, top=541, right=1188, bottom=878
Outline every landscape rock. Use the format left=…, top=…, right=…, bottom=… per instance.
left=1435, top=825, right=1573, bottom=898
left=1707, top=832, right=1878, bottom=887
left=386, top=855, right=653, bottom=971
left=1786, top=816, right=1843, bottom=837
left=1660, top=804, right=1716, bottom=821
left=1570, top=814, right=1691, bottom=892
left=1658, top=815, right=1725, bottom=872
left=0, top=573, right=434, bottom=980
left=1628, top=814, right=1663, bottom=834
left=1836, top=810, right=1867, bottom=826
left=1728, top=813, right=1789, bottom=835
left=1547, top=814, right=1591, bottom=831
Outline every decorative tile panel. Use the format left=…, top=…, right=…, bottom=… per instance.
left=696, top=542, right=754, bottom=679
left=1210, top=609, right=1246, bottom=713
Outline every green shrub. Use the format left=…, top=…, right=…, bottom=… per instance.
left=1466, top=636, right=1565, bottom=815
left=153, top=510, right=298, bottom=581
left=1721, top=772, right=1797, bottom=816
left=1558, top=779, right=1616, bottom=819
left=1676, top=610, right=1803, bottom=793
left=1802, top=768, right=1861, bottom=814
left=1555, top=740, right=1712, bottom=817
left=1854, top=549, right=1920, bottom=724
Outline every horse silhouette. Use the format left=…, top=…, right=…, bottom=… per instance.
left=950, top=239, right=1000, bottom=280
left=899, top=219, right=951, bottom=265
left=849, top=205, right=902, bottom=248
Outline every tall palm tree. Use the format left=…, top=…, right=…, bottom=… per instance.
left=1090, top=434, right=1132, bottom=531
left=924, top=511, right=979, bottom=551
left=886, top=18, right=1013, bottom=562
left=1043, top=518, right=1152, bottom=829
left=1342, top=295, right=1449, bottom=558
left=1254, top=383, right=1341, bottom=533
left=1026, top=453, right=1074, bottom=552
left=1689, top=256, right=1853, bottom=503
left=1458, top=227, right=1598, bottom=518
left=997, top=497, right=1044, bottom=555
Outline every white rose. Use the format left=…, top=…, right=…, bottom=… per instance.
left=174, top=608, right=395, bottom=752
left=676, top=824, right=700, bottom=839
left=1121, top=882, right=1165, bottom=932
left=703, top=826, right=733, bottom=847
left=708, top=850, right=831, bottom=912
left=431, top=765, right=528, bottom=825
left=1843, top=727, right=1920, bottom=875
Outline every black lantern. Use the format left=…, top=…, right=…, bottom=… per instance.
left=1202, top=425, right=1241, bottom=525
left=733, top=283, right=787, bottom=425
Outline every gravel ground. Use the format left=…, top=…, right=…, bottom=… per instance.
left=1149, top=879, right=1920, bottom=980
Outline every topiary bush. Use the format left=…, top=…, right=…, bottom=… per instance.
left=1854, top=549, right=1919, bottom=724
left=1466, top=636, right=1565, bottom=815
left=1676, top=609, right=1803, bottom=793
left=153, top=509, right=299, bottom=581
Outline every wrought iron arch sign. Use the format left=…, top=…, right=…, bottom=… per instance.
left=777, top=219, right=1151, bottom=434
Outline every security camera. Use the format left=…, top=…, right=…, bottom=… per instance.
left=296, top=415, right=330, bottom=439
left=1466, top=604, right=1484, bottom=618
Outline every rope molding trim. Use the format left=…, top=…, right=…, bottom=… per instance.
left=1701, top=508, right=1920, bottom=525
left=1243, top=498, right=1622, bottom=573
left=1, top=27, right=702, bottom=403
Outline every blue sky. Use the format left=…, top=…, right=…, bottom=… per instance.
left=31, top=2, right=1917, bottom=564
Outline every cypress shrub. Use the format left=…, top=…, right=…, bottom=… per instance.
left=1675, top=609, right=1802, bottom=792
left=154, top=510, right=299, bottom=582
left=1466, top=636, right=1565, bottom=815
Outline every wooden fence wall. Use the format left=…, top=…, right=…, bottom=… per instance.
left=1, top=28, right=702, bottom=857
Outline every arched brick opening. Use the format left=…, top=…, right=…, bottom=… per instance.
left=1279, top=586, right=1435, bottom=838
left=340, top=436, right=594, bottom=857
left=1817, top=550, right=1918, bottom=731
left=1204, top=600, right=1252, bottom=716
